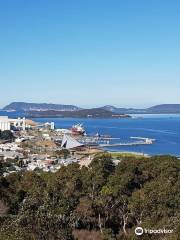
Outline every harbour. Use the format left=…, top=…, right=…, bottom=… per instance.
left=33, top=115, right=180, bottom=156
left=0, top=112, right=180, bottom=156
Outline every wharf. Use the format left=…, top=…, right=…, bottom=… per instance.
left=99, top=137, right=155, bottom=147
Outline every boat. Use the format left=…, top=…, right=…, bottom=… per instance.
left=71, top=124, right=85, bottom=135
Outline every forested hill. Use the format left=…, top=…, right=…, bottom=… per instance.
left=3, top=102, right=180, bottom=114
left=0, top=154, right=179, bottom=239
left=3, top=102, right=80, bottom=111
left=26, top=108, right=131, bottom=118
left=147, top=104, right=180, bottom=113
left=102, top=104, right=180, bottom=114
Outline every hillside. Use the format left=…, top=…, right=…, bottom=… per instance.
left=3, top=102, right=80, bottom=112
left=103, top=104, right=180, bottom=114
left=0, top=154, right=179, bottom=239
left=147, top=104, right=180, bottom=113
left=26, top=108, right=131, bottom=118
left=3, top=102, right=180, bottom=114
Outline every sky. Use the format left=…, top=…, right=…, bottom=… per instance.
left=0, top=0, right=180, bottom=108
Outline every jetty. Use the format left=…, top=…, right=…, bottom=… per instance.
left=99, top=137, right=155, bottom=147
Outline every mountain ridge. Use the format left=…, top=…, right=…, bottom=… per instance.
left=3, top=102, right=180, bottom=114
left=102, top=104, right=180, bottom=114
left=3, top=102, right=80, bottom=111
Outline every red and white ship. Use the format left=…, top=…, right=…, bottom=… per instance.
left=71, top=124, right=85, bottom=135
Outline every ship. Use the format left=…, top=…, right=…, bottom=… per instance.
left=71, top=123, right=85, bottom=135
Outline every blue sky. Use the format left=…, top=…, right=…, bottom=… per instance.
left=0, top=0, right=180, bottom=108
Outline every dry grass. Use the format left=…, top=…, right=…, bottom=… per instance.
left=0, top=200, right=9, bottom=215
left=73, top=230, right=103, bottom=240
left=37, top=140, right=57, bottom=148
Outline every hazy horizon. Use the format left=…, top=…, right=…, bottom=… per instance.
left=0, top=1, right=180, bottom=108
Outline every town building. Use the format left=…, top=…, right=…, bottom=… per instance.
left=0, top=116, right=11, bottom=131
left=0, top=116, right=36, bottom=131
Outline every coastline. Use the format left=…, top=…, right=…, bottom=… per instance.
left=108, top=151, right=150, bottom=158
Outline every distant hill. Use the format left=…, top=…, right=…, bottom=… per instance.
left=26, top=108, right=131, bottom=118
left=102, top=105, right=143, bottom=114
left=102, top=104, right=180, bottom=114
left=3, top=102, right=80, bottom=112
left=3, top=102, right=180, bottom=114
left=146, top=104, right=180, bottom=113
left=102, top=105, right=127, bottom=113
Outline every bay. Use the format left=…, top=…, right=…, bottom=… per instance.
left=1, top=111, right=180, bottom=156
left=34, top=114, right=180, bottom=156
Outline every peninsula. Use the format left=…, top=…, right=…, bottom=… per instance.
left=26, top=108, right=131, bottom=119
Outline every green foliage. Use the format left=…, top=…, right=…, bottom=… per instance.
left=0, top=154, right=179, bottom=239
left=55, top=149, right=70, bottom=159
left=0, top=130, right=14, bottom=140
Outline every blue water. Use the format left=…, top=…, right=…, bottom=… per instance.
left=1, top=111, right=180, bottom=156
left=33, top=115, right=180, bottom=156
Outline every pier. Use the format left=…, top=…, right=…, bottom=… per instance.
left=54, top=131, right=156, bottom=148
left=77, top=136, right=155, bottom=148
left=99, top=137, right=155, bottom=147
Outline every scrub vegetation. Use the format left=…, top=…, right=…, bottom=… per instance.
left=0, top=153, right=179, bottom=240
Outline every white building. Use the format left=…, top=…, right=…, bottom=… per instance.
left=0, top=116, right=26, bottom=131
left=0, top=116, right=54, bottom=131
left=0, top=116, right=11, bottom=131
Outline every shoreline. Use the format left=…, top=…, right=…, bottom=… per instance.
left=108, top=151, right=150, bottom=158
left=108, top=151, right=180, bottom=158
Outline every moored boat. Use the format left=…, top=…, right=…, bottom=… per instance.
left=71, top=123, right=85, bottom=135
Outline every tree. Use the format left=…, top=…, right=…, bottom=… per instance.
left=55, top=149, right=70, bottom=159
left=0, top=130, right=14, bottom=141
left=0, top=155, right=180, bottom=239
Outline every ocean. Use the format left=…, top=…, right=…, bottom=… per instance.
left=1, top=111, right=180, bottom=156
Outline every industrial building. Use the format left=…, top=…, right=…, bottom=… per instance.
left=0, top=116, right=26, bottom=131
